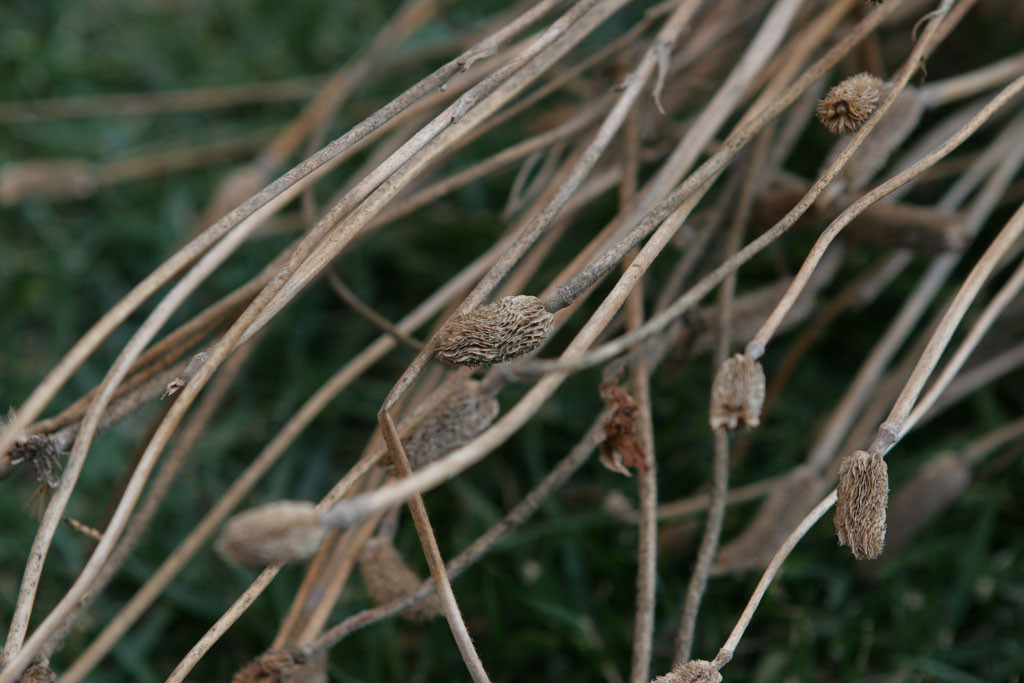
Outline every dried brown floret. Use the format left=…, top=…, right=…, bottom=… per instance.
left=358, top=537, right=443, bottom=621
left=215, top=500, right=326, bottom=568
left=709, top=353, right=765, bottom=431
left=598, top=382, right=647, bottom=474
left=835, top=450, right=889, bottom=560
left=435, top=295, right=554, bottom=366
left=816, top=73, right=886, bottom=135
left=388, top=380, right=500, bottom=473
left=232, top=650, right=307, bottom=683
left=652, top=660, right=723, bottom=683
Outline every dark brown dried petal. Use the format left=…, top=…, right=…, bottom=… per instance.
left=835, top=450, right=889, bottom=560
left=816, top=73, right=886, bottom=135
left=435, top=295, right=554, bottom=366
left=652, top=660, right=723, bottom=683
left=709, top=353, right=765, bottom=431
left=232, top=650, right=307, bottom=683
left=216, top=500, right=326, bottom=568
left=358, top=537, right=443, bottom=621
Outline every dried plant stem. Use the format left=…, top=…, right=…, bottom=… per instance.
left=921, top=340, right=1024, bottom=425
left=749, top=0, right=959, bottom=352
left=307, top=413, right=611, bottom=656
left=872, top=199, right=1024, bottom=455
left=918, top=50, right=1024, bottom=108
left=653, top=471, right=792, bottom=521
left=60, top=244, right=498, bottom=682
left=327, top=272, right=424, bottom=350
left=901, top=254, right=1024, bottom=435
left=710, top=490, right=838, bottom=671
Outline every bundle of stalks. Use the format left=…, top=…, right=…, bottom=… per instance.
left=4, top=1, right=1024, bottom=681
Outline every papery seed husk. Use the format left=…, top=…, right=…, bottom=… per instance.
left=388, top=379, right=500, bottom=473
left=710, top=353, right=765, bottom=431
left=816, top=73, right=886, bottom=135
left=651, top=660, right=723, bottom=683
left=435, top=295, right=554, bottom=366
left=358, top=537, right=443, bottom=621
left=835, top=450, right=889, bottom=560
left=216, top=500, right=326, bottom=568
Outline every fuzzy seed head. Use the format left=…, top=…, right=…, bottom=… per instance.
left=358, top=537, right=443, bottom=621
left=835, top=450, right=889, bottom=560
left=435, top=295, right=554, bottom=366
left=710, top=353, right=765, bottom=431
left=652, top=660, right=723, bottom=683
left=216, top=500, right=326, bottom=568
left=6, top=433, right=62, bottom=489
left=232, top=650, right=307, bottom=683
left=817, top=73, right=886, bottom=135
left=392, top=380, right=500, bottom=473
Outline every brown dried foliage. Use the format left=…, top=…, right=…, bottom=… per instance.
left=709, top=353, right=765, bottom=431
left=816, top=73, right=885, bottom=135
left=232, top=650, right=307, bottom=683
left=357, top=537, right=443, bottom=622
left=5, top=434, right=62, bottom=488
left=652, top=660, right=723, bottom=683
left=598, top=382, right=647, bottom=474
left=834, top=450, right=889, bottom=560
left=435, top=295, right=554, bottom=366
left=215, top=500, right=326, bottom=568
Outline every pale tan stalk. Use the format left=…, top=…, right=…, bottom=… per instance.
left=918, top=50, right=1024, bottom=108
left=921, top=341, right=1024, bottom=424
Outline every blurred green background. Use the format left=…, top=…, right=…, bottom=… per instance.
left=1, top=0, right=1023, bottom=681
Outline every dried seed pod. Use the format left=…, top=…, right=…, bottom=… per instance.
left=598, top=382, right=646, bottom=474
left=835, top=450, right=889, bottom=560
left=163, top=351, right=209, bottom=399
left=232, top=650, right=307, bottom=683
left=215, top=500, right=326, bottom=568
left=14, top=662, right=57, bottom=683
left=709, top=353, right=765, bottom=431
left=358, top=537, right=443, bottom=621
left=816, top=73, right=886, bottom=135
left=5, top=433, right=63, bottom=488
left=389, top=380, right=500, bottom=473
left=435, top=295, right=554, bottom=366
left=652, top=660, right=723, bottom=683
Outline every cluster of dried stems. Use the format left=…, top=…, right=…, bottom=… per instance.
left=2, top=0, right=1024, bottom=680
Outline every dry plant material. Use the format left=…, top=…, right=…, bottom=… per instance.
left=883, top=452, right=970, bottom=555
left=232, top=649, right=307, bottom=683
left=834, top=85, right=924, bottom=191
left=843, top=202, right=969, bottom=253
left=215, top=500, right=326, bottom=568
left=12, top=662, right=57, bottom=683
left=816, top=73, right=886, bottom=135
left=4, top=434, right=62, bottom=488
left=652, top=660, right=723, bottom=683
left=709, top=353, right=765, bottom=431
left=598, top=382, right=647, bottom=475
left=0, top=160, right=96, bottom=205
left=834, top=450, right=889, bottom=560
left=162, top=351, right=209, bottom=398
left=357, top=537, right=443, bottom=621
left=390, top=380, right=500, bottom=473
left=435, top=295, right=554, bottom=366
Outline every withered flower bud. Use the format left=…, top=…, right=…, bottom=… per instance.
left=15, top=662, right=57, bottom=683
left=652, top=660, right=723, bottom=683
left=215, top=500, right=326, bottom=568
left=835, top=450, right=889, bottom=560
left=435, top=295, right=553, bottom=366
left=709, top=353, right=765, bottom=431
left=358, top=537, right=443, bottom=621
left=392, top=380, right=500, bottom=473
left=816, top=73, right=886, bottom=135
left=232, top=650, right=307, bottom=683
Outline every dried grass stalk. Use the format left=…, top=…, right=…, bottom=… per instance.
left=816, top=73, right=886, bottom=135
left=709, top=353, right=765, bottom=430
left=215, top=501, right=326, bottom=568
left=884, top=452, right=970, bottom=554
left=843, top=202, right=969, bottom=253
left=652, top=659, right=723, bottom=683
left=834, top=450, right=889, bottom=560
left=834, top=85, right=924, bottom=191
left=357, top=537, right=443, bottom=622
left=0, top=160, right=96, bottom=205
left=435, top=295, right=554, bottom=366
left=231, top=649, right=307, bottom=683
left=389, top=380, right=500, bottom=473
